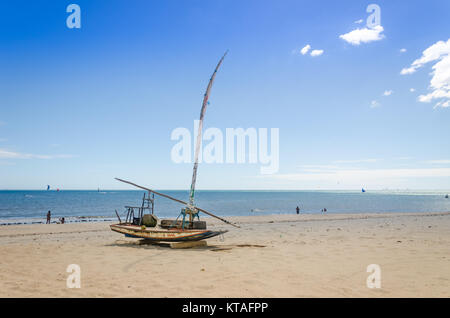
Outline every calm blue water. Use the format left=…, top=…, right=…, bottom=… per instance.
left=0, top=190, right=449, bottom=225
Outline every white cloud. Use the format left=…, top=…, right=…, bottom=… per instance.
left=410, top=88, right=415, bottom=92
left=298, top=164, right=342, bottom=170
left=434, top=100, right=450, bottom=109
left=354, top=19, right=364, bottom=24
left=400, top=39, right=450, bottom=108
left=300, top=44, right=311, bottom=55
left=263, top=168, right=450, bottom=182
left=401, top=39, right=450, bottom=73
left=334, top=159, right=379, bottom=164
left=426, top=160, right=450, bottom=164
left=383, top=90, right=393, bottom=96
left=0, top=148, right=74, bottom=160
left=418, top=88, right=450, bottom=103
left=310, top=49, right=324, bottom=57
left=339, top=25, right=385, bottom=46
left=259, top=160, right=450, bottom=189
left=295, top=45, right=323, bottom=57
left=400, top=48, right=407, bottom=53
left=400, top=67, right=416, bottom=75
left=370, top=100, right=380, bottom=108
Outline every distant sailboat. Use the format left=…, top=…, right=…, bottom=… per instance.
left=47, top=185, right=50, bottom=191
left=362, top=188, right=366, bottom=193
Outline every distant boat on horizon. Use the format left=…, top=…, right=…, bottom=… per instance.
left=446, top=194, right=449, bottom=199
left=47, top=185, right=50, bottom=191
left=362, top=188, right=366, bottom=193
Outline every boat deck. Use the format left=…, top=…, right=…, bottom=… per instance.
left=110, top=223, right=227, bottom=242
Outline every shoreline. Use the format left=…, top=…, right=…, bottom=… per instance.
left=1, top=210, right=449, bottom=227
left=0, top=216, right=116, bottom=227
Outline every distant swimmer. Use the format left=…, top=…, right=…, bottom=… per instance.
left=296, top=206, right=300, bottom=214
left=46, top=210, right=51, bottom=224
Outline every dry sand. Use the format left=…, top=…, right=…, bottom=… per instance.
left=0, top=212, right=449, bottom=297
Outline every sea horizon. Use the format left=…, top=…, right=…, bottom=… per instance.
left=1, top=188, right=450, bottom=193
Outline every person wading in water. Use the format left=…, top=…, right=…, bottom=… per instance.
left=46, top=210, right=51, bottom=224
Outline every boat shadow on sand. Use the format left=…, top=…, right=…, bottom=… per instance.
left=106, top=239, right=265, bottom=252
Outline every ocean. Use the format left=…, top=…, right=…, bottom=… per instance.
left=0, top=190, right=449, bottom=225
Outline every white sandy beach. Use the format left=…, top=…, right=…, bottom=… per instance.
left=0, top=212, right=449, bottom=297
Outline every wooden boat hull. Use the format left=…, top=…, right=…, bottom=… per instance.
left=110, top=223, right=227, bottom=242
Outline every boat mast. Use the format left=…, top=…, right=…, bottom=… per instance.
left=188, top=51, right=228, bottom=207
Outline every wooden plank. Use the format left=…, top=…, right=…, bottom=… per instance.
left=160, top=219, right=206, bottom=229
left=138, top=239, right=159, bottom=245
left=115, top=210, right=122, bottom=223
left=170, top=240, right=207, bottom=249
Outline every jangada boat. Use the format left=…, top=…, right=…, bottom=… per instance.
left=110, top=180, right=231, bottom=242
left=110, top=222, right=227, bottom=242
left=110, top=52, right=238, bottom=243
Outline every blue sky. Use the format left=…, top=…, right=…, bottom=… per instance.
left=1, top=0, right=449, bottom=190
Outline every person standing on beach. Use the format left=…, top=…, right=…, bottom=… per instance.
left=296, top=206, right=300, bottom=214
left=46, top=210, right=51, bottom=224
